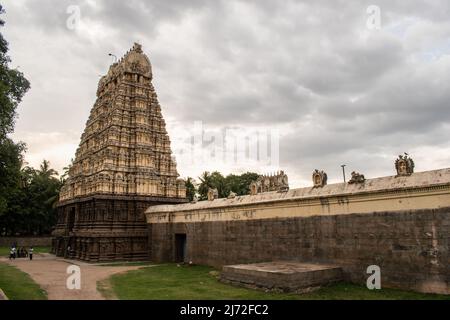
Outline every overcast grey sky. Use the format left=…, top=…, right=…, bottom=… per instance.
left=3, top=0, right=450, bottom=187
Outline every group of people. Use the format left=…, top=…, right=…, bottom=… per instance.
left=8, top=244, right=34, bottom=261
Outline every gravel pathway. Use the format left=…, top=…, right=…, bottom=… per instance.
left=0, top=254, right=142, bottom=300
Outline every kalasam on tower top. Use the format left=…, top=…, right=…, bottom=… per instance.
left=52, top=43, right=187, bottom=262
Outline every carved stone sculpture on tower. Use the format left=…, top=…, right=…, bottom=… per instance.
left=250, top=171, right=289, bottom=194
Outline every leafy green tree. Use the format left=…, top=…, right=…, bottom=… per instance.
left=60, top=158, right=74, bottom=184
left=0, top=5, right=30, bottom=138
left=185, top=177, right=197, bottom=202
left=0, top=4, right=30, bottom=235
left=209, top=171, right=228, bottom=198
left=198, top=171, right=259, bottom=200
left=0, top=160, right=61, bottom=235
left=198, top=171, right=213, bottom=200
left=198, top=171, right=228, bottom=200
left=225, top=172, right=259, bottom=196
left=0, top=139, right=24, bottom=217
left=26, top=160, right=61, bottom=234
left=0, top=8, right=60, bottom=236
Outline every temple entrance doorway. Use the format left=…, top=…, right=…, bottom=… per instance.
left=175, top=234, right=187, bottom=263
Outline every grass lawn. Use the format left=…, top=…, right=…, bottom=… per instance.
left=0, top=246, right=51, bottom=257
left=0, top=263, right=47, bottom=300
left=101, top=264, right=450, bottom=300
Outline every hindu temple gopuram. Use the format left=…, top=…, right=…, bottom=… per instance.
left=52, top=43, right=187, bottom=261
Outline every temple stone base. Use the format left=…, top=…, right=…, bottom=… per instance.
left=52, top=196, right=187, bottom=262
left=52, top=235, right=150, bottom=262
left=220, top=261, right=343, bottom=293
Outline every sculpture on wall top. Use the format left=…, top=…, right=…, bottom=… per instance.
left=249, top=171, right=289, bottom=195
left=348, top=171, right=366, bottom=184
left=207, top=188, right=219, bottom=201
left=250, top=181, right=258, bottom=196
left=395, top=153, right=415, bottom=177
left=191, top=194, right=199, bottom=204
left=228, top=191, right=237, bottom=199
left=312, top=169, right=327, bottom=188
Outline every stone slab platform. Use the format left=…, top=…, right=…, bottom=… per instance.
left=220, top=261, right=343, bottom=293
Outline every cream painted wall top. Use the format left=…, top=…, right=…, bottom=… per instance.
left=146, top=168, right=450, bottom=215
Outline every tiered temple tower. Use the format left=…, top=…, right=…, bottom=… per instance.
left=52, top=43, right=187, bottom=262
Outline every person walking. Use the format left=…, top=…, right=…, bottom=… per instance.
left=12, top=246, right=16, bottom=259
left=9, top=247, right=13, bottom=260
left=29, top=246, right=34, bottom=261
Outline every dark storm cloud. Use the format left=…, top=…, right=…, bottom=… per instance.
left=3, top=0, right=450, bottom=186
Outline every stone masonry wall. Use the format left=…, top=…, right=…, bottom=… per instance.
left=150, top=207, right=450, bottom=294
left=0, top=237, right=52, bottom=247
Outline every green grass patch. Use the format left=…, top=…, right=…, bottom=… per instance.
left=0, top=246, right=51, bottom=257
left=97, top=278, right=117, bottom=300
left=102, top=264, right=450, bottom=300
left=0, top=263, right=47, bottom=300
left=298, top=282, right=450, bottom=300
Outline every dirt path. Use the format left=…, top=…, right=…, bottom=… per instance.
left=0, top=254, right=142, bottom=300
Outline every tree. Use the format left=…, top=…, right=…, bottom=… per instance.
left=26, top=160, right=61, bottom=235
left=0, top=7, right=62, bottom=236
left=0, top=4, right=30, bottom=138
left=0, top=4, right=30, bottom=234
left=0, top=139, right=25, bottom=228
left=231, top=172, right=260, bottom=195
left=198, top=171, right=213, bottom=200
left=0, top=160, right=62, bottom=236
left=198, top=171, right=228, bottom=200
left=60, top=158, right=74, bottom=184
left=37, top=159, right=58, bottom=179
left=197, top=171, right=259, bottom=200
left=185, top=177, right=197, bottom=202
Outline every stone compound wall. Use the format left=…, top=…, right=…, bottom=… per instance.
left=150, top=208, right=450, bottom=294
left=147, top=169, right=450, bottom=294
left=0, top=237, right=52, bottom=247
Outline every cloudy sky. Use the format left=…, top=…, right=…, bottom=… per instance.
left=3, top=0, right=450, bottom=187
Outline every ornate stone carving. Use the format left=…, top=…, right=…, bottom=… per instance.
left=250, top=171, right=289, bottom=194
left=312, top=169, right=327, bottom=188
left=228, top=191, right=237, bottom=199
left=395, top=153, right=415, bottom=177
left=58, top=43, right=185, bottom=202
left=348, top=171, right=365, bottom=184
left=207, top=188, right=218, bottom=201
left=52, top=44, right=188, bottom=262
left=249, top=181, right=258, bottom=196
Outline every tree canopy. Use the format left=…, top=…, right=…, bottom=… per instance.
left=0, top=5, right=30, bottom=138
left=193, top=171, right=259, bottom=201
left=0, top=6, right=59, bottom=236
